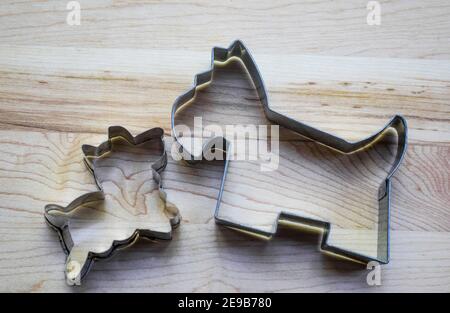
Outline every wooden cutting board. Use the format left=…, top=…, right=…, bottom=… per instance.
left=0, top=0, right=449, bottom=292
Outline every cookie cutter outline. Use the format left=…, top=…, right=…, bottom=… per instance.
left=45, top=126, right=181, bottom=285
left=171, top=40, right=408, bottom=264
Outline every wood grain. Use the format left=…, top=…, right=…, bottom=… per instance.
left=0, top=45, right=449, bottom=143
left=0, top=0, right=449, bottom=292
left=0, top=128, right=449, bottom=291
left=0, top=0, right=449, bottom=59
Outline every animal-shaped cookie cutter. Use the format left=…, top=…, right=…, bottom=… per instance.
left=45, top=126, right=180, bottom=285
left=171, top=40, right=407, bottom=264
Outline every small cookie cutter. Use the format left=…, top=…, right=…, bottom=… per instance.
left=171, top=40, right=407, bottom=264
left=45, top=126, right=180, bottom=285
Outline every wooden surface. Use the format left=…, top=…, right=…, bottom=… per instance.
left=0, top=0, right=449, bottom=292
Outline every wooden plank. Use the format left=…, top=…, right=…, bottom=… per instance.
left=0, top=45, right=449, bottom=143
left=1, top=218, right=450, bottom=292
left=0, top=0, right=449, bottom=59
left=0, top=129, right=449, bottom=291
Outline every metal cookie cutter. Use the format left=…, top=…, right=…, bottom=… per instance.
left=171, top=40, right=407, bottom=264
left=45, top=126, right=180, bottom=285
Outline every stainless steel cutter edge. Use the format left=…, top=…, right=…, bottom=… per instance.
left=45, top=126, right=181, bottom=285
left=171, top=40, right=408, bottom=264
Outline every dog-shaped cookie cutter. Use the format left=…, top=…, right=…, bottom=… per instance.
left=171, top=40, right=407, bottom=264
